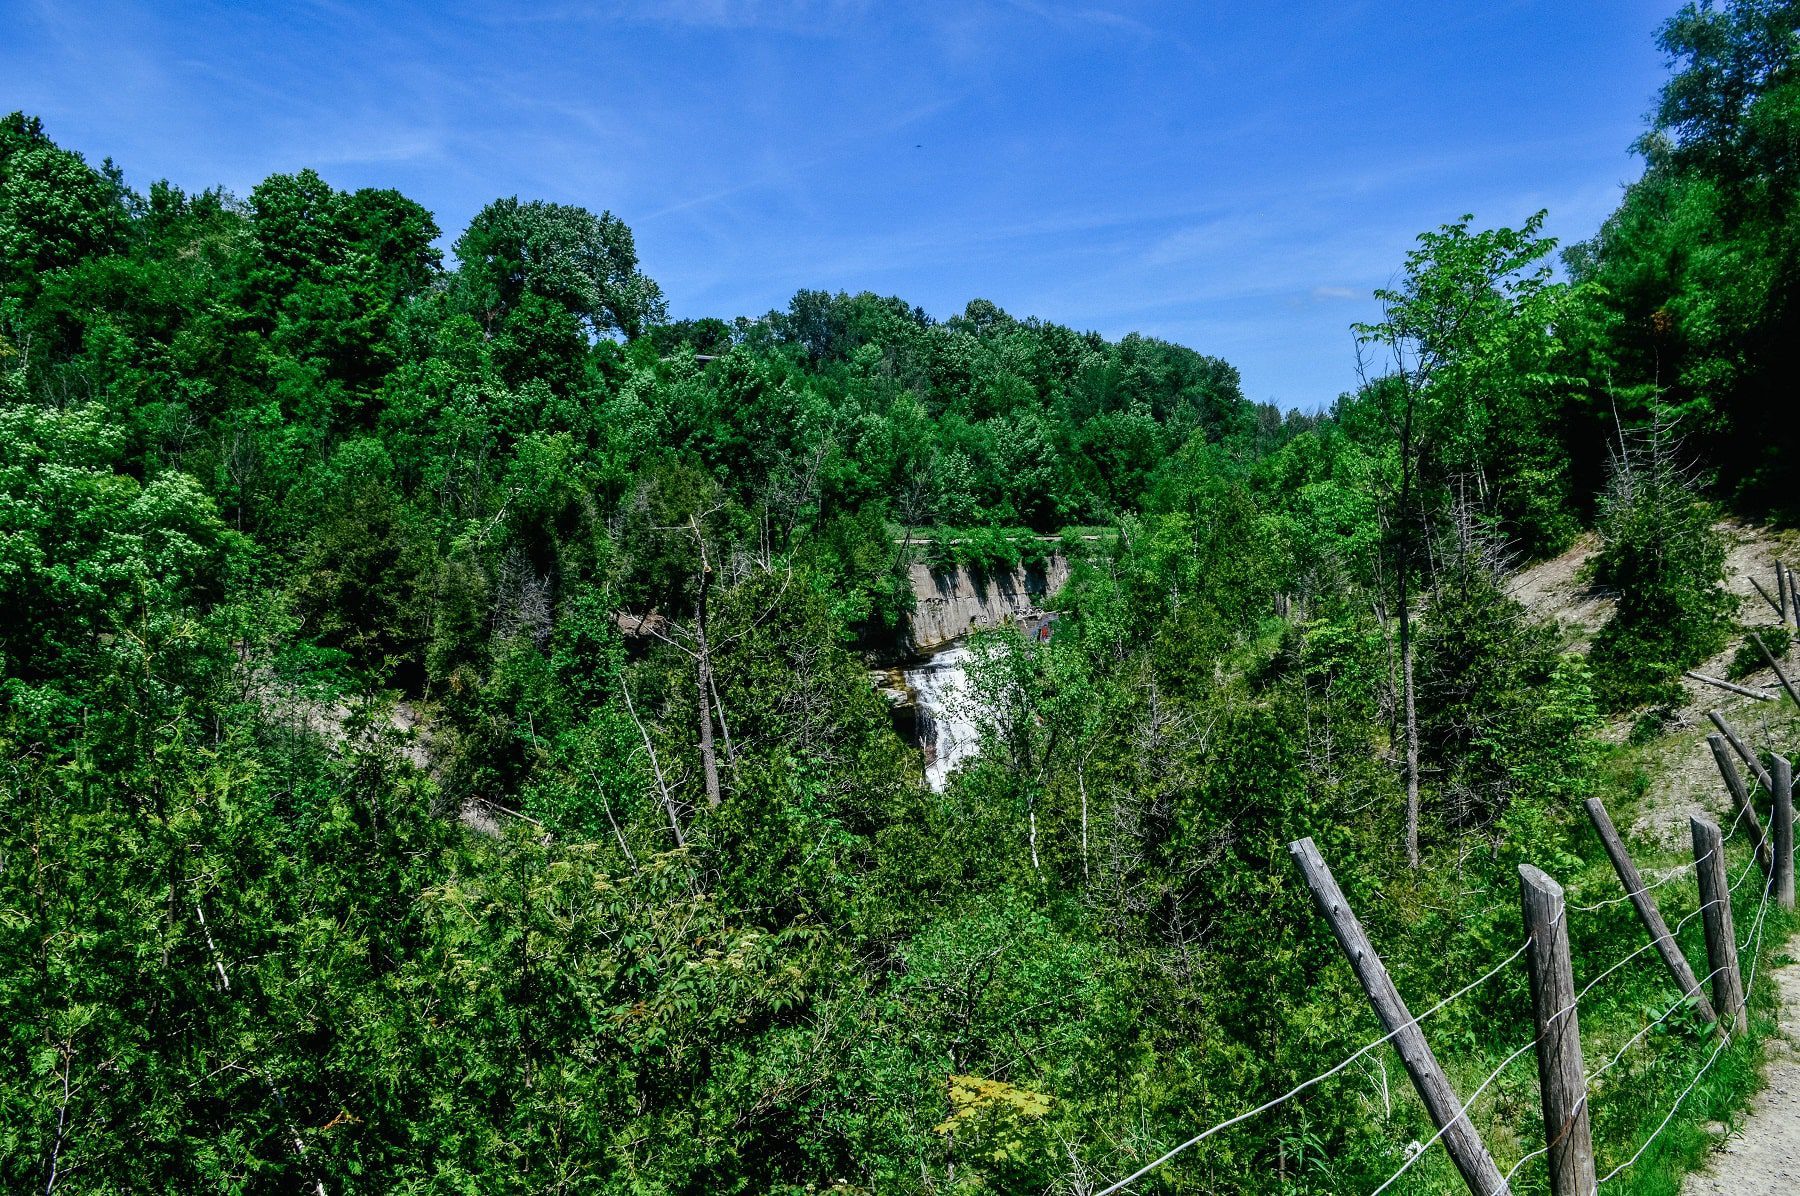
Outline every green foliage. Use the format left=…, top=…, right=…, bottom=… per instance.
left=1565, top=1, right=1800, bottom=512
left=1589, top=417, right=1734, bottom=709
left=454, top=195, right=666, bottom=340
left=1417, top=554, right=1599, bottom=831
left=0, top=112, right=127, bottom=298
left=917, top=525, right=1056, bottom=572
left=0, top=401, right=242, bottom=745
left=1352, top=209, right=1580, bottom=559
left=1729, top=624, right=1794, bottom=677
left=5, top=41, right=1800, bottom=1191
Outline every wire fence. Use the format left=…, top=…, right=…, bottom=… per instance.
left=1566, top=789, right=1752, bottom=914
left=1090, top=739, right=1792, bottom=1196
left=1569, top=854, right=1701, bottom=914
left=1368, top=1035, right=1538, bottom=1196
left=1089, top=940, right=1533, bottom=1196
left=1594, top=862, right=1780, bottom=1186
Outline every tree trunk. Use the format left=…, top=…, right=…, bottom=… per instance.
left=1401, top=596, right=1420, bottom=869
left=694, top=543, right=722, bottom=811
left=621, top=680, right=684, bottom=847
left=1397, top=393, right=1422, bottom=870
left=1077, top=757, right=1090, bottom=885
left=1027, top=797, right=1040, bottom=873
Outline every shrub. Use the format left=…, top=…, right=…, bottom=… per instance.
left=1588, top=416, right=1733, bottom=710
left=1727, top=625, right=1793, bottom=678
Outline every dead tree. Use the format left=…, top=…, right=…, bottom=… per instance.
left=639, top=511, right=796, bottom=813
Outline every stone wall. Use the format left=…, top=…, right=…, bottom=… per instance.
left=905, top=554, right=1070, bottom=653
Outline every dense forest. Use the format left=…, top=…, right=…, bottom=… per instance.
left=5, top=3, right=1800, bottom=1192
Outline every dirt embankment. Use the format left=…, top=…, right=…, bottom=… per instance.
left=1509, top=519, right=1798, bottom=658
left=1509, top=521, right=1800, bottom=844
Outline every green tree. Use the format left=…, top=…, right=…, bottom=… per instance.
left=454, top=196, right=666, bottom=340
left=1649, top=0, right=1800, bottom=180
left=1353, top=211, right=1569, bottom=865
left=1589, top=411, right=1734, bottom=710
left=0, top=112, right=126, bottom=302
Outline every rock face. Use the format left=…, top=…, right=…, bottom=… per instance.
left=868, top=666, right=920, bottom=744
left=905, top=555, right=1070, bottom=653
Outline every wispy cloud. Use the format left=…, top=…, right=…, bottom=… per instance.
left=643, top=94, right=963, bottom=220
left=458, top=0, right=874, bottom=34
left=998, top=0, right=1154, bottom=39
left=7, top=0, right=1668, bottom=411
left=623, top=0, right=872, bottom=30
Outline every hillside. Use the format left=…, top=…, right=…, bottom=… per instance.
left=1510, top=528, right=1800, bottom=1191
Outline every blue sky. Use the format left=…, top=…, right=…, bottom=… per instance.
left=5, top=0, right=1677, bottom=408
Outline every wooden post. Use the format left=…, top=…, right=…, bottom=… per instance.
left=1750, top=575, right=1784, bottom=619
left=1684, top=671, right=1774, bottom=702
left=1752, top=632, right=1800, bottom=709
left=1691, top=817, right=1747, bottom=1034
left=1519, top=866, right=1597, bottom=1196
left=1289, top=838, right=1506, bottom=1196
left=1780, top=563, right=1791, bottom=625
left=1707, top=710, right=1774, bottom=792
left=1774, top=754, right=1794, bottom=912
left=1707, top=734, right=1773, bottom=876
left=1584, top=799, right=1716, bottom=1022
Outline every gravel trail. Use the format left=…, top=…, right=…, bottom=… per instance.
left=1681, top=935, right=1800, bottom=1195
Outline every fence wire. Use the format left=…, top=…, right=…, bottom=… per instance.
left=1094, top=785, right=1783, bottom=1196
left=1090, top=937, right=1533, bottom=1196
left=1594, top=862, right=1779, bottom=1186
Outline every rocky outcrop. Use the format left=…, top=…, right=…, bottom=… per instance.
left=868, top=665, right=923, bottom=744
left=905, top=555, right=1069, bottom=653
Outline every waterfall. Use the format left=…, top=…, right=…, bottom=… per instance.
left=903, top=642, right=978, bottom=791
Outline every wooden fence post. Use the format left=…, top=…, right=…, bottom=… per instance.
left=1752, top=632, right=1800, bottom=709
left=1684, top=671, right=1774, bottom=702
left=1707, top=734, right=1773, bottom=875
left=1751, top=574, right=1784, bottom=619
left=1519, top=866, right=1597, bottom=1196
left=1780, top=563, right=1791, bottom=626
left=1288, top=838, right=1506, bottom=1196
left=1584, top=799, right=1716, bottom=1022
left=1774, top=754, right=1794, bottom=912
left=1691, top=817, right=1747, bottom=1034
left=1706, top=710, right=1774, bottom=793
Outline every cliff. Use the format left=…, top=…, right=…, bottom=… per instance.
left=905, top=554, right=1070, bottom=653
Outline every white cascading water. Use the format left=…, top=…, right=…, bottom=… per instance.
left=903, top=642, right=979, bottom=791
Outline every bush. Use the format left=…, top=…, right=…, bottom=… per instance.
left=1588, top=417, right=1733, bottom=710
left=1728, top=625, right=1793, bottom=678
left=924, top=531, right=959, bottom=572
left=917, top=526, right=1063, bottom=573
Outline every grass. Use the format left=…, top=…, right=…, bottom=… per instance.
left=1345, top=698, right=1800, bottom=1196
left=1587, top=541, right=1800, bottom=1189
left=1485, top=702, right=1797, bottom=1194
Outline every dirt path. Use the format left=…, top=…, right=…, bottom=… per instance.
left=1681, top=935, right=1800, bottom=1195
